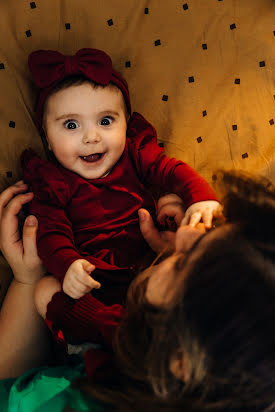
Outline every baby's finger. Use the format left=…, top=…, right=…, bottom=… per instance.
left=82, top=261, right=96, bottom=274
left=180, top=214, right=189, bottom=226
left=213, top=205, right=224, bottom=219
left=188, top=212, right=202, bottom=228
left=201, top=209, right=213, bottom=229
left=77, top=271, right=101, bottom=289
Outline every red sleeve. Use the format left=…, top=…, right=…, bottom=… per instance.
left=127, top=113, right=218, bottom=209
left=33, top=201, right=82, bottom=280
left=21, top=149, right=82, bottom=281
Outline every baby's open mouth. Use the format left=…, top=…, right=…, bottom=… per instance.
left=80, top=153, right=104, bottom=163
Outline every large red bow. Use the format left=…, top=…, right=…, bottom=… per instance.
left=28, top=48, right=131, bottom=129
left=28, top=48, right=113, bottom=88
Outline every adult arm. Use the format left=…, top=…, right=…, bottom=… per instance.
left=0, top=182, right=52, bottom=378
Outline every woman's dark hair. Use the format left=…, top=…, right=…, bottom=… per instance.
left=77, top=171, right=275, bottom=412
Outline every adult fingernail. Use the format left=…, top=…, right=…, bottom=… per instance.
left=25, top=216, right=36, bottom=226
left=139, top=210, right=146, bottom=222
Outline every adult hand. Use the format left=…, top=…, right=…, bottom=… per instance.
left=139, top=206, right=207, bottom=255
left=139, top=208, right=178, bottom=254
left=0, top=181, right=46, bottom=284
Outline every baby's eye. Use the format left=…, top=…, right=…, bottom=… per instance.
left=64, top=120, right=79, bottom=130
left=100, top=116, right=113, bottom=126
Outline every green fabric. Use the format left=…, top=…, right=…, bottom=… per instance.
left=0, top=378, right=15, bottom=411
left=0, top=355, right=107, bottom=412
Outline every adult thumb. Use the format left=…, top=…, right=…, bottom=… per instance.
left=22, top=215, right=39, bottom=259
left=138, top=208, right=163, bottom=253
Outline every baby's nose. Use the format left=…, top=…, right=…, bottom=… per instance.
left=83, top=128, right=101, bottom=144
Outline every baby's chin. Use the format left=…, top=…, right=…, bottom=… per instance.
left=73, top=167, right=111, bottom=180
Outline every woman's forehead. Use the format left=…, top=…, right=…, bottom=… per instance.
left=143, top=223, right=232, bottom=308
left=174, top=223, right=233, bottom=282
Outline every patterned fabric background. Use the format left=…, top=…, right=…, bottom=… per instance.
left=0, top=0, right=274, bottom=302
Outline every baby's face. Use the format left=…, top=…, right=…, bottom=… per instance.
left=43, top=82, right=128, bottom=179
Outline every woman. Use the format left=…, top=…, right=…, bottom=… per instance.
left=1, top=171, right=275, bottom=412
left=0, top=181, right=187, bottom=411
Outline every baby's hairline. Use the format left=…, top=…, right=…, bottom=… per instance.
left=41, top=78, right=129, bottom=129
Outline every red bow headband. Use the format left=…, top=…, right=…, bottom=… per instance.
left=28, top=48, right=131, bottom=130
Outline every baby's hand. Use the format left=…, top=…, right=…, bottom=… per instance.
left=181, top=200, right=223, bottom=230
left=62, top=259, right=101, bottom=299
left=157, top=194, right=185, bottom=226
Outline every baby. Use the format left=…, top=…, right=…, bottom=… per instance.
left=22, top=48, right=220, bottom=341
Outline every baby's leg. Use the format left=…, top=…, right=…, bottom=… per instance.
left=35, top=276, right=123, bottom=346
left=34, top=275, right=61, bottom=319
